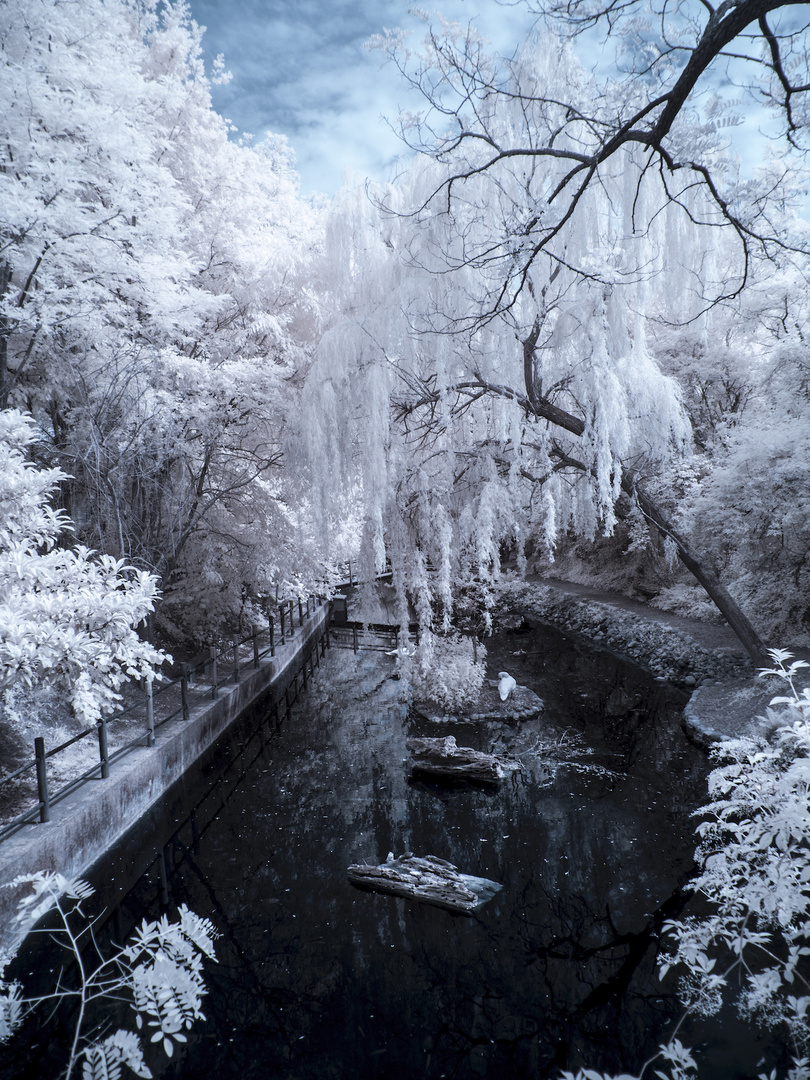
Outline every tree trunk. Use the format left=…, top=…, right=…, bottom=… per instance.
left=0, top=261, right=11, bottom=409
left=515, top=344, right=770, bottom=668
left=406, top=735, right=513, bottom=784
left=624, top=476, right=770, bottom=668
left=347, top=853, right=502, bottom=914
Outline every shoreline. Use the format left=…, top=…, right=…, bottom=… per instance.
left=496, top=577, right=784, bottom=747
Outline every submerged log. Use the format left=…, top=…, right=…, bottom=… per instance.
left=406, top=735, right=514, bottom=784
left=347, top=853, right=502, bottom=914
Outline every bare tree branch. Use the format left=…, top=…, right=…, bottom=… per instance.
left=375, top=1, right=809, bottom=324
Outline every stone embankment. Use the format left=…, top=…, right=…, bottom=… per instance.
left=495, top=578, right=787, bottom=748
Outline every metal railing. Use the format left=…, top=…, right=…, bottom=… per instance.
left=334, top=562, right=394, bottom=589
left=0, top=595, right=328, bottom=845
left=327, top=619, right=419, bottom=654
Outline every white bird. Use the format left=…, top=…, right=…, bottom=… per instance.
left=498, top=671, right=517, bottom=701
left=384, top=645, right=415, bottom=657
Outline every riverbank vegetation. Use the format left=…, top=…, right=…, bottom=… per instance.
left=0, top=872, right=217, bottom=1079
left=1, top=0, right=810, bottom=1075
left=1, top=0, right=808, bottom=678
left=561, top=650, right=810, bottom=1080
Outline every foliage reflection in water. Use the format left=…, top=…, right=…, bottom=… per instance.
left=0, top=624, right=766, bottom=1078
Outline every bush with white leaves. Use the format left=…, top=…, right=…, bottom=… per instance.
left=403, top=630, right=487, bottom=713
left=559, top=649, right=810, bottom=1080
left=658, top=649, right=810, bottom=1078
left=0, top=409, right=166, bottom=724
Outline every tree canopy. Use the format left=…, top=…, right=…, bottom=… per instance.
left=303, top=7, right=810, bottom=665
left=1, top=0, right=326, bottom=644
left=373, top=1, right=810, bottom=318
left=2, top=0, right=810, bottom=701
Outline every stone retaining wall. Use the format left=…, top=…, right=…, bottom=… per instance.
left=496, top=582, right=754, bottom=686
left=0, top=605, right=329, bottom=951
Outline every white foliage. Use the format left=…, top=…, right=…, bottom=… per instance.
left=125, top=905, right=217, bottom=1057
left=0, top=410, right=166, bottom=724
left=0, top=968, right=21, bottom=1044
left=0, top=872, right=216, bottom=1079
left=303, top=38, right=696, bottom=650
left=654, top=257, right=810, bottom=642
left=1, top=0, right=327, bottom=639
left=553, top=652, right=810, bottom=1080
left=82, top=1030, right=152, bottom=1080
left=682, top=371, right=810, bottom=642
left=5, top=869, right=95, bottom=925
left=660, top=650, right=810, bottom=1071
left=402, top=631, right=487, bottom=712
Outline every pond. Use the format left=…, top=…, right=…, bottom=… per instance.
left=2, top=622, right=771, bottom=1079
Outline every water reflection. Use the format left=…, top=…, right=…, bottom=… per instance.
left=4, top=623, right=740, bottom=1079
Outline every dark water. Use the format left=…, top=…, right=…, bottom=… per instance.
left=3, top=624, right=770, bottom=1079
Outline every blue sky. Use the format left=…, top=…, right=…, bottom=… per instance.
left=187, top=1, right=538, bottom=194
left=187, top=1, right=792, bottom=198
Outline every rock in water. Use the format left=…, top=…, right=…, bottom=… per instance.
left=347, top=853, right=502, bottom=914
left=412, top=683, right=543, bottom=724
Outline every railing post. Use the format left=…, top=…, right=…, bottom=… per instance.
left=269, top=614, right=276, bottom=656
left=35, top=737, right=50, bottom=823
left=280, top=605, right=286, bottom=644
left=97, top=717, right=110, bottom=778
left=352, top=624, right=358, bottom=654
left=288, top=599, right=295, bottom=636
left=298, top=597, right=304, bottom=625
left=146, top=681, right=155, bottom=747
left=180, top=663, right=190, bottom=722
left=233, top=638, right=241, bottom=683
left=253, top=627, right=260, bottom=668
left=210, top=646, right=218, bottom=699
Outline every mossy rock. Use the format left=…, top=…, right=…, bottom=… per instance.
left=413, top=682, right=544, bottom=724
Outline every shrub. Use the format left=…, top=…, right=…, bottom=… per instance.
left=404, top=630, right=487, bottom=712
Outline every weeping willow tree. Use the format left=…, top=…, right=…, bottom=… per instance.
left=303, top=31, right=798, bottom=671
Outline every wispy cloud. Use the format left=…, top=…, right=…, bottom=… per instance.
left=188, top=0, right=537, bottom=193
